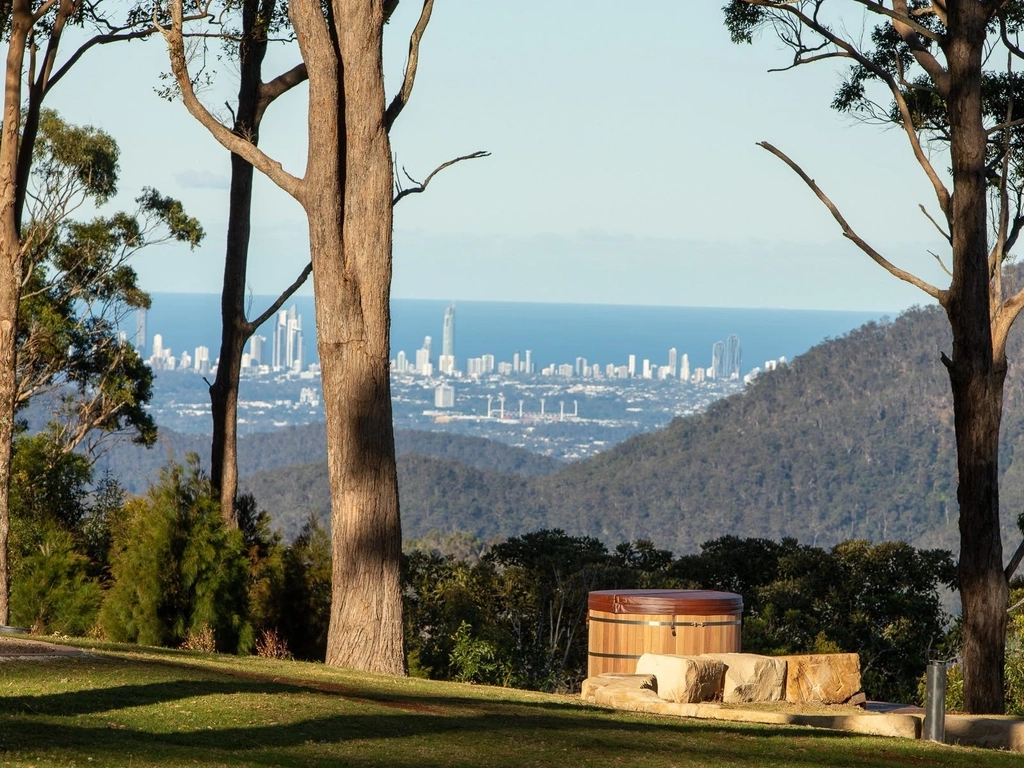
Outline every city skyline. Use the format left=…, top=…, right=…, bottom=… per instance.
left=391, top=305, right=772, bottom=387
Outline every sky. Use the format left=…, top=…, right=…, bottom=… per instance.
left=44, top=1, right=953, bottom=312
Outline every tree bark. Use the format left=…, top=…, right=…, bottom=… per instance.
left=0, top=1, right=31, bottom=625
left=208, top=0, right=271, bottom=523
left=945, top=0, right=1008, bottom=715
left=293, top=0, right=404, bottom=673
left=166, top=0, right=406, bottom=673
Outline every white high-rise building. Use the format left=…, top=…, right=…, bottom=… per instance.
left=726, top=334, right=741, bottom=379
left=249, top=335, right=265, bottom=367
left=194, top=346, right=211, bottom=375
left=711, top=340, right=725, bottom=379
left=434, top=383, right=454, bottom=408
left=271, top=305, right=304, bottom=371
left=680, top=353, right=691, bottom=382
left=668, top=347, right=678, bottom=377
left=442, top=304, right=455, bottom=360
left=628, top=354, right=636, bottom=377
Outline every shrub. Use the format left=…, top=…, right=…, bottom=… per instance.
left=99, top=456, right=253, bottom=653
left=10, top=524, right=101, bottom=635
left=277, top=515, right=332, bottom=661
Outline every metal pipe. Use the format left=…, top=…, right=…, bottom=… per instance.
left=923, top=661, right=947, bottom=743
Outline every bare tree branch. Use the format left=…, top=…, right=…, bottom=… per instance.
left=928, top=249, right=953, bottom=277
left=393, top=151, right=489, bottom=206
left=758, top=141, right=945, bottom=302
left=247, top=261, right=313, bottom=332
left=158, top=0, right=303, bottom=199
left=384, top=0, right=434, bottom=132
left=1006, top=536, right=1024, bottom=581
left=852, top=0, right=944, bottom=43
left=748, top=0, right=954, bottom=225
left=256, top=62, right=308, bottom=121
left=920, top=204, right=952, bottom=244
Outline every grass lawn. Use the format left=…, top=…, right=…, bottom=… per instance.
left=0, top=643, right=1018, bottom=768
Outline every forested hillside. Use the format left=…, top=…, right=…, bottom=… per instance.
left=247, top=305, right=1024, bottom=553
left=96, top=423, right=561, bottom=494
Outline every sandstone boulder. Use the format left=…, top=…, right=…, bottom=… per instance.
left=782, top=653, right=861, bottom=704
left=580, top=673, right=657, bottom=704
left=702, top=653, right=786, bottom=703
left=635, top=653, right=724, bottom=703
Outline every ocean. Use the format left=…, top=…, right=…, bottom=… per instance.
left=142, top=294, right=889, bottom=376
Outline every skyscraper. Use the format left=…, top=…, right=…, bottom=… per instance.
left=194, top=346, right=211, bottom=375
left=726, top=334, right=741, bottom=379
left=416, top=336, right=432, bottom=375
left=680, top=353, right=690, bottom=381
left=711, top=341, right=725, bottom=379
left=249, top=335, right=264, bottom=367
left=442, top=304, right=455, bottom=357
left=271, top=305, right=304, bottom=371
left=668, top=347, right=678, bottom=377
left=272, top=310, right=287, bottom=370
left=439, top=305, right=456, bottom=374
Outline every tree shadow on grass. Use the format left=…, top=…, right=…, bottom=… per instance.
left=0, top=706, right=942, bottom=768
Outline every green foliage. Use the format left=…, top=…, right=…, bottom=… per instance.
left=99, top=456, right=253, bottom=654
left=16, top=109, right=205, bottom=455
left=675, top=536, right=956, bottom=703
left=449, top=621, right=515, bottom=686
left=231, top=307, right=981, bottom=556
left=78, top=471, right=128, bottom=582
left=31, top=109, right=119, bottom=204
left=406, top=530, right=954, bottom=701
left=9, top=523, right=101, bottom=635
left=235, top=492, right=286, bottom=638
left=277, top=515, right=332, bottom=661
left=9, top=433, right=92, bottom=554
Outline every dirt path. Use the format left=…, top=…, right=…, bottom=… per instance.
left=0, top=634, right=90, bottom=658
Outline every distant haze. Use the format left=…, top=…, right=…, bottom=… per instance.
left=141, top=294, right=885, bottom=378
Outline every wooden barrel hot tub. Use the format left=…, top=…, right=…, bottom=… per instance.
left=587, top=589, right=743, bottom=677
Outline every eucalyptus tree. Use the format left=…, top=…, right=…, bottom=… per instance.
left=207, top=0, right=482, bottom=527
left=206, top=0, right=310, bottom=523
left=161, top=0, right=484, bottom=672
left=19, top=112, right=203, bottom=456
left=0, top=0, right=206, bottom=627
left=726, top=0, right=1024, bottom=713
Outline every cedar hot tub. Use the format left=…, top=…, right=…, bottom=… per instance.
left=587, top=589, right=743, bottom=677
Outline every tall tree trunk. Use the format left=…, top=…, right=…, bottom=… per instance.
left=298, top=0, right=404, bottom=673
left=946, top=0, right=1008, bottom=715
left=209, top=0, right=267, bottom=522
left=0, top=2, right=30, bottom=625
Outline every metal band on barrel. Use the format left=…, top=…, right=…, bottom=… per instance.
left=588, top=614, right=741, bottom=628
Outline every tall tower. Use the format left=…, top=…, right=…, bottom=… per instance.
left=726, top=334, right=741, bottom=379
left=272, top=309, right=288, bottom=370
left=439, top=304, right=456, bottom=374
left=680, top=353, right=690, bottom=381
left=711, top=341, right=725, bottom=379
left=442, top=304, right=455, bottom=357
left=668, top=347, right=678, bottom=377
left=285, top=305, right=303, bottom=371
